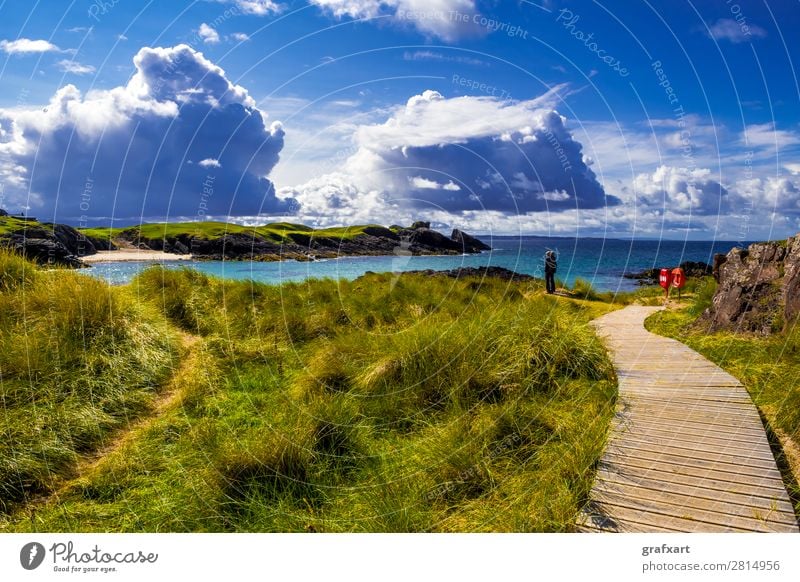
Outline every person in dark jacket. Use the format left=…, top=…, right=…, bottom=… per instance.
left=544, top=250, right=557, bottom=294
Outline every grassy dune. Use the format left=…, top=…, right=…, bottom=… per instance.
left=645, top=279, right=800, bottom=511
left=0, top=251, right=622, bottom=532
left=0, top=252, right=179, bottom=511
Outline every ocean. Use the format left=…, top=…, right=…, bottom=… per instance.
left=86, top=236, right=749, bottom=292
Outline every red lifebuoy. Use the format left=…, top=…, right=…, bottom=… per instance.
left=671, top=268, right=686, bottom=289
left=659, top=268, right=672, bottom=289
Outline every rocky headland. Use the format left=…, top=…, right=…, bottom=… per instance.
left=0, top=212, right=490, bottom=266
left=701, top=235, right=800, bottom=334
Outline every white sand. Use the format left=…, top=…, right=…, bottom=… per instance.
left=81, top=250, right=193, bottom=263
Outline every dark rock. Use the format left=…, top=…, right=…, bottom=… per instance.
left=361, top=225, right=399, bottom=239
left=712, top=253, right=727, bottom=282
left=0, top=208, right=8, bottom=217
left=52, top=223, right=97, bottom=256
left=410, top=221, right=430, bottom=230
left=702, top=235, right=800, bottom=334
left=84, top=234, right=117, bottom=251
left=6, top=236, right=84, bottom=267
left=0, top=219, right=97, bottom=266
left=451, top=229, right=491, bottom=252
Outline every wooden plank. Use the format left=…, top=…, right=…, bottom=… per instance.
left=593, top=490, right=796, bottom=532
left=594, top=470, right=795, bottom=514
left=594, top=480, right=798, bottom=527
left=582, top=500, right=752, bottom=533
left=614, top=420, right=770, bottom=446
left=604, top=448, right=782, bottom=480
left=624, top=416, right=765, bottom=435
left=601, top=455, right=785, bottom=494
left=619, top=415, right=768, bottom=439
left=608, top=436, right=780, bottom=466
left=595, top=465, right=791, bottom=501
left=579, top=305, right=799, bottom=533
left=612, top=430, right=766, bottom=458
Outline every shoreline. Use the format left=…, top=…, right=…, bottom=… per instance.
left=81, top=250, right=193, bottom=263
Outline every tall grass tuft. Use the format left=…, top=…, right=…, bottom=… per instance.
left=0, top=250, right=178, bottom=510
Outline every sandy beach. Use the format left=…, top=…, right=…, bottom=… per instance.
left=81, top=250, right=193, bottom=263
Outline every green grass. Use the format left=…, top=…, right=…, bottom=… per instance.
left=0, top=251, right=180, bottom=512
left=0, top=255, right=620, bottom=532
left=0, top=215, right=44, bottom=236
left=80, top=221, right=389, bottom=245
left=645, top=290, right=800, bottom=510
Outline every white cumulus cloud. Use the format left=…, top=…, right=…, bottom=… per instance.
left=0, top=44, right=292, bottom=222
left=279, top=87, right=616, bottom=223
left=57, top=60, right=96, bottom=75
left=198, top=158, right=222, bottom=168
left=198, top=23, right=220, bottom=44
left=219, top=0, right=283, bottom=15
left=633, top=165, right=729, bottom=215
left=310, top=0, right=484, bottom=42
left=1, top=38, right=61, bottom=54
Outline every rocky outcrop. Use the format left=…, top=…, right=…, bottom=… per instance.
left=451, top=229, right=491, bottom=253
left=5, top=236, right=85, bottom=267
left=702, top=235, right=800, bottom=334
left=116, top=222, right=490, bottom=261
left=624, top=261, right=712, bottom=286
left=0, top=214, right=96, bottom=267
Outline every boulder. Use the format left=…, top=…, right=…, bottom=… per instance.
left=6, top=235, right=84, bottom=267
left=702, top=235, right=800, bottom=334
left=451, top=229, right=491, bottom=252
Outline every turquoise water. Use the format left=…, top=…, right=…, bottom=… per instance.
left=86, top=236, right=748, bottom=292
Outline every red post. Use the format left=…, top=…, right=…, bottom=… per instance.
left=659, top=268, right=672, bottom=301
left=671, top=267, right=686, bottom=300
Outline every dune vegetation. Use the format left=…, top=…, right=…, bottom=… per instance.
left=0, top=249, right=623, bottom=532
left=0, top=251, right=179, bottom=512
left=645, top=278, right=800, bottom=510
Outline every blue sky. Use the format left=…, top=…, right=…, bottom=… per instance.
left=0, top=0, right=798, bottom=240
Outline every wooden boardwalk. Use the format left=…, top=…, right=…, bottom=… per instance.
left=579, top=305, right=799, bottom=533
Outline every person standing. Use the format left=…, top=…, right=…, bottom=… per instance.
left=544, top=250, right=557, bottom=294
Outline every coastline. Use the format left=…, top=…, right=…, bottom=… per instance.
left=81, top=250, right=193, bottom=263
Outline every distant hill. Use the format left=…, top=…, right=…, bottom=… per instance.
left=79, top=219, right=490, bottom=261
